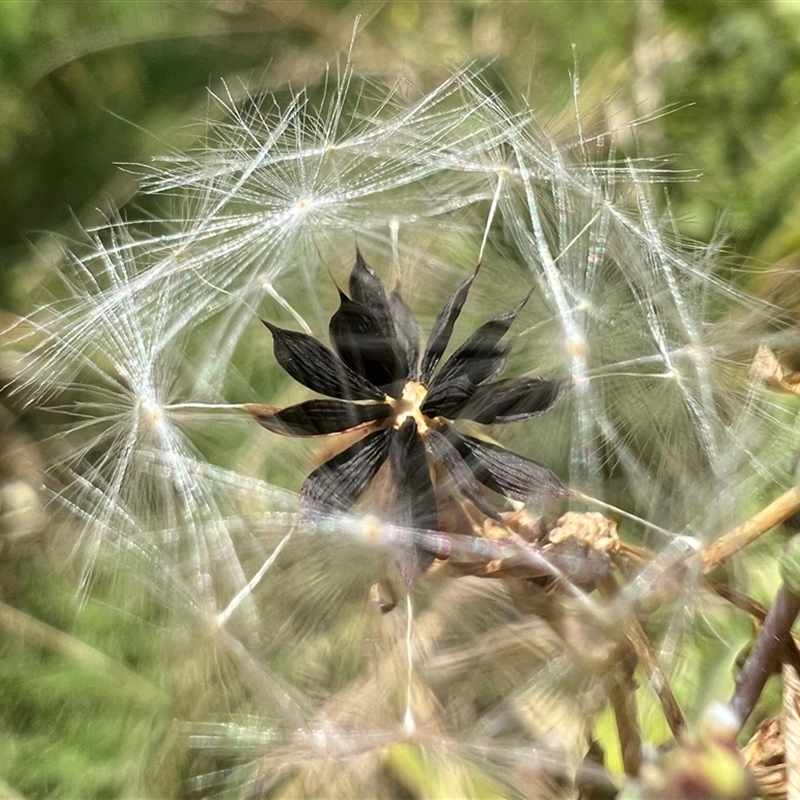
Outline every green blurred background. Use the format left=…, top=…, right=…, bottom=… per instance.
left=3, top=1, right=800, bottom=797
left=5, top=0, right=800, bottom=308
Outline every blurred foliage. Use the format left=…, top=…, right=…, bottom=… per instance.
left=5, top=0, right=800, bottom=298
left=0, top=538, right=168, bottom=799
left=4, top=1, right=800, bottom=798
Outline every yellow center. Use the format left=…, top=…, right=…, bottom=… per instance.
left=390, top=380, right=430, bottom=435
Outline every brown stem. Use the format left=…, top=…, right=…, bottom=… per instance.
left=607, top=661, right=642, bottom=777
left=730, top=586, right=800, bottom=730
left=705, top=578, right=768, bottom=622
left=702, top=487, right=800, bottom=574
left=707, top=578, right=800, bottom=677
left=597, top=575, right=686, bottom=738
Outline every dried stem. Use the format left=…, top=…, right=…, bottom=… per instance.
left=607, top=660, right=642, bottom=777
left=730, top=586, right=800, bottom=730
left=443, top=485, right=799, bottom=591
left=784, top=662, right=800, bottom=800
left=705, top=578, right=768, bottom=622
left=597, top=575, right=686, bottom=738
left=702, top=487, right=800, bottom=573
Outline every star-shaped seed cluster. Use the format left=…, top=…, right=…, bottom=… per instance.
left=248, top=252, right=567, bottom=576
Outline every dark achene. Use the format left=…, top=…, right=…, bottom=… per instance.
left=247, top=251, right=568, bottom=580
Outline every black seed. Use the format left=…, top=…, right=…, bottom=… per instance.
left=431, top=292, right=530, bottom=388
left=329, top=290, right=404, bottom=390
left=456, top=377, right=567, bottom=424
left=349, top=250, right=390, bottom=320
left=426, top=428, right=501, bottom=520
left=442, top=427, right=566, bottom=506
left=264, top=321, right=383, bottom=401
left=421, top=376, right=474, bottom=419
left=389, top=418, right=438, bottom=580
left=247, top=399, right=391, bottom=436
left=419, top=268, right=478, bottom=383
left=301, top=428, right=393, bottom=512
left=388, top=285, right=420, bottom=379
